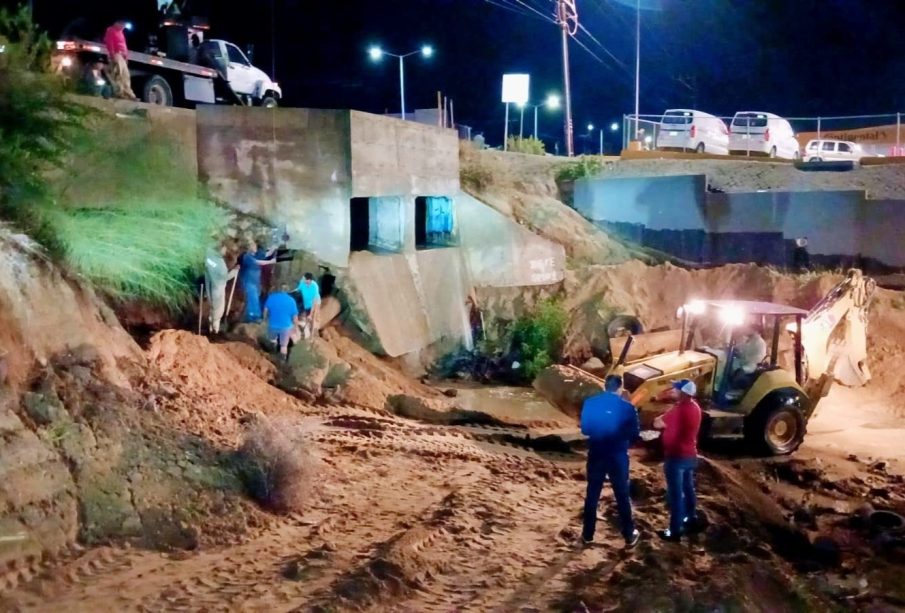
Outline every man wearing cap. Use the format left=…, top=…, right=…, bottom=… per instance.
left=654, top=379, right=703, bottom=541
left=579, top=374, right=641, bottom=548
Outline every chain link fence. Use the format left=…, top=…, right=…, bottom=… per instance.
left=623, top=113, right=905, bottom=156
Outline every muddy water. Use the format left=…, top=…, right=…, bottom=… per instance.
left=448, top=384, right=569, bottom=424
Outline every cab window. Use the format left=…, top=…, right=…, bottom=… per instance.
left=822, top=141, right=836, bottom=152
left=838, top=142, right=852, bottom=153
left=226, top=44, right=249, bottom=66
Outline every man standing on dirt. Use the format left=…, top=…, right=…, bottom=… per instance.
left=654, top=379, right=703, bottom=541
left=295, top=272, right=321, bottom=337
left=239, top=241, right=276, bottom=323
left=580, top=374, right=641, bottom=548
left=103, top=20, right=137, bottom=100
left=263, top=284, right=299, bottom=361
left=204, top=245, right=237, bottom=335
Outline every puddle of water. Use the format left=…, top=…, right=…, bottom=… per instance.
left=447, top=384, right=569, bottom=423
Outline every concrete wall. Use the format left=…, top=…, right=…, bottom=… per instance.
left=457, top=193, right=565, bottom=287
left=347, top=249, right=470, bottom=356
left=350, top=111, right=460, bottom=198
left=197, top=107, right=353, bottom=267
left=575, top=174, right=905, bottom=268
left=197, top=108, right=461, bottom=269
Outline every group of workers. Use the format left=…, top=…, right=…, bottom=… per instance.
left=580, top=323, right=767, bottom=548
left=203, top=241, right=322, bottom=360
left=580, top=375, right=703, bottom=548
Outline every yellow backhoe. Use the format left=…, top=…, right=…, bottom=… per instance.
left=539, top=270, right=876, bottom=455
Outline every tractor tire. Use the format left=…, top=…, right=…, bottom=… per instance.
left=745, top=390, right=806, bottom=455
left=607, top=315, right=644, bottom=338
left=142, top=75, right=173, bottom=106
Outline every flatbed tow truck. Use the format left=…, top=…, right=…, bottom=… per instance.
left=53, top=3, right=280, bottom=108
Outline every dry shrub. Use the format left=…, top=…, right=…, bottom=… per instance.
left=237, top=418, right=318, bottom=514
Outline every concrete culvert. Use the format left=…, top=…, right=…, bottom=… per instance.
left=606, top=315, right=644, bottom=338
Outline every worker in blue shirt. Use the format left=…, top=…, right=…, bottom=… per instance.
left=580, top=374, right=641, bottom=548
left=294, top=272, right=321, bottom=337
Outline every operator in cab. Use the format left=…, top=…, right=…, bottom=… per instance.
left=732, top=324, right=767, bottom=387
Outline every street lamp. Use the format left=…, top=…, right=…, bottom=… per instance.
left=367, top=44, right=434, bottom=121
left=610, top=122, right=619, bottom=132
left=531, top=94, right=561, bottom=139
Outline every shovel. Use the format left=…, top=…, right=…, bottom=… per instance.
left=197, top=282, right=205, bottom=335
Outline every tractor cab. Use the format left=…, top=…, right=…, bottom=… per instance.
left=678, top=300, right=807, bottom=408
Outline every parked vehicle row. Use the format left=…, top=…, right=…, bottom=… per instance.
left=654, top=109, right=874, bottom=163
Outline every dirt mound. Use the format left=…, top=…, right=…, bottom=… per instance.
left=558, top=261, right=840, bottom=361
left=461, top=148, right=637, bottom=264
left=147, top=330, right=308, bottom=446
left=0, top=225, right=142, bottom=392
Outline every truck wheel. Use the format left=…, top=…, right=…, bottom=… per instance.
left=143, top=76, right=173, bottom=106
left=745, top=391, right=806, bottom=455
left=260, top=95, right=278, bottom=108
left=607, top=315, right=644, bottom=338
left=695, top=142, right=705, bottom=154
left=769, top=147, right=777, bottom=159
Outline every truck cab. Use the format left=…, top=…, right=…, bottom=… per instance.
left=200, top=39, right=281, bottom=107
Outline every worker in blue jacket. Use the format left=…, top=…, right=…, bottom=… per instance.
left=580, top=374, right=641, bottom=548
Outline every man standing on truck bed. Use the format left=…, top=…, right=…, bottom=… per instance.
left=103, top=20, right=137, bottom=100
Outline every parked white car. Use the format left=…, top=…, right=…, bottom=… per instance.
left=656, top=109, right=729, bottom=155
left=728, top=112, right=800, bottom=160
left=803, top=139, right=866, bottom=163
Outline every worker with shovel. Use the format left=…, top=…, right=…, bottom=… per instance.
left=203, top=245, right=238, bottom=335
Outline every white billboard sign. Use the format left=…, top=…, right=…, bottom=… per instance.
left=501, top=73, right=530, bottom=105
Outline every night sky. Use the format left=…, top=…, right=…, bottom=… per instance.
left=17, top=0, right=905, bottom=149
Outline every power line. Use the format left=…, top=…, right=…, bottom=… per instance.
left=483, top=0, right=545, bottom=21
left=508, top=0, right=557, bottom=24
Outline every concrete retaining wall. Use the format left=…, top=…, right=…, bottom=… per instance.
left=576, top=174, right=905, bottom=268
left=457, top=193, right=565, bottom=287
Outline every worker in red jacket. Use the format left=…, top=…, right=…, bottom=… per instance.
left=103, top=20, right=137, bottom=100
left=654, top=379, right=703, bottom=541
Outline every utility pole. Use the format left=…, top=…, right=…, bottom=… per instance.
left=557, top=0, right=578, bottom=157
left=634, top=0, right=640, bottom=140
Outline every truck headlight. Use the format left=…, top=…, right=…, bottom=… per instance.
left=61, top=55, right=74, bottom=68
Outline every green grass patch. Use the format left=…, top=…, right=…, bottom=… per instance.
left=45, top=201, right=225, bottom=308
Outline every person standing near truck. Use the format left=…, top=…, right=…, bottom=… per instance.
left=103, top=20, right=137, bottom=100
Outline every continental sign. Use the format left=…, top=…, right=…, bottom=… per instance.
left=795, top=123, right=903, bottom=148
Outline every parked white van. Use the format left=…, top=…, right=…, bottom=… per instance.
left=803, top=139, right=865, bottom=163
left=656, top=109, right=729, bottom=155
left=728, top=112, right=800, bottom=160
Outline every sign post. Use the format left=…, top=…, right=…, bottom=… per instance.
left=501, top=73, right=530, bottom=151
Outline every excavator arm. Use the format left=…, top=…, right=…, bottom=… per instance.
left=800, top=269, right=876, bottom=387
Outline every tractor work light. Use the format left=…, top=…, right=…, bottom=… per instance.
left=718, top=305, right=746, bottom=327
left=685, top=300, right=706, bottom=315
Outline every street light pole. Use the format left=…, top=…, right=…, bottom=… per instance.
left=534, top=106, right=539, bottom=139
left=599, top=129, right=603, bottom=155
left=634, top=0, right=641, bottom=140
left=519, top=105, right=524, bottom=138
left=398, top=55, right=406, bottom=121
left=368, top=45, right=433, bottom=122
